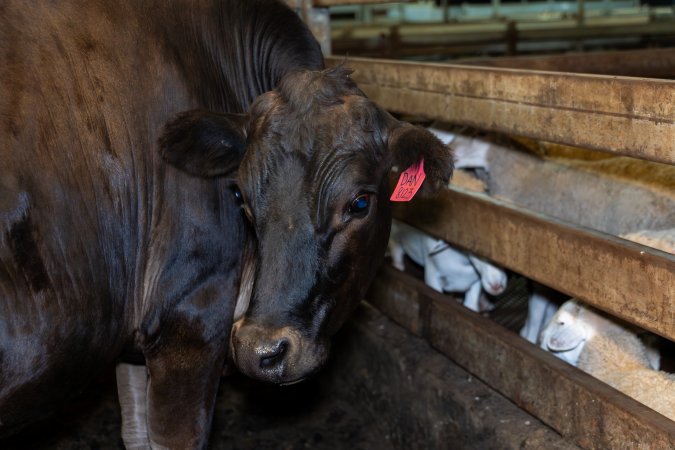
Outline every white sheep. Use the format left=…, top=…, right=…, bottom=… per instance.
left=521, top=228, right=675, bottom=345
left=389, top=129, right=506, bottom=311
left=539, top=300, right=673, bottom=421
left=427, top=127, right=493, bottom=171
left=388, top=220, right=507, bottom=312
left=620, top=228, right=675, bottom=254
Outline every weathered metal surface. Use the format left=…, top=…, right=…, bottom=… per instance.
left=331, top=19, right=675, bottom=58
left=300, top=3, right=332, bottom=56
left=516, top=18, right=675, bottom=39
left=331, top=17, right=675, bottom=41
left=326, top=56, right=675, bottom=165
left=314, top=0, right=409, bottom=5
left=284, top=1, right=332, bottom=55
left=389, top=185, right=675, bottom=341
left=461, top=47, right=675, bottom=79
left=368, top=266, right=675, bottom=449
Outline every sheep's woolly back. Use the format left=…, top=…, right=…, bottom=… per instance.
left=578, top=330, right=652, bottom=375
left=510, top=135, right=675, bottom=198
left=450, top=169, right=487, bottom=193
left=578, top=330, right=675, bottom=422
left=562, top=157, right=675, bottom=196
left=512, top=137, right=613, bottom=162
left=620, top=228, right=675, bottom=254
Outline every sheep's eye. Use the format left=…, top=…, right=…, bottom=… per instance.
left=349, top=193, right=370, bottom=216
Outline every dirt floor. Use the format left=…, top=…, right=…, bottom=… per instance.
left=1, top=300, right=575, bottom=450
left=1, top=362, right=384, bottom=450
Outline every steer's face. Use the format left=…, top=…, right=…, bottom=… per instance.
left=159, top=66, right=453, bottom=385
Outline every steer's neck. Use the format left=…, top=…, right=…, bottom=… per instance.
left=144, top=0, right=324, bottom=113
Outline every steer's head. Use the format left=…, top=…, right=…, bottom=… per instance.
left=160, top=66, right=453, bottom=384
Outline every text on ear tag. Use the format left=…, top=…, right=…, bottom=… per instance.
left=390, top=159, right=425, bottom=202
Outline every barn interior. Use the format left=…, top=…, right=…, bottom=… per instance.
left=5, top=1, right=674, bottom=449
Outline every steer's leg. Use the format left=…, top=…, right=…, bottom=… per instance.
left=143, top=323, right=228, bottom=450
left=116, top=363, right=150, bottom=450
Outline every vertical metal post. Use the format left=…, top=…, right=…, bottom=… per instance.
left=362, top=4, right=373, bottom=24
left=284, top=0, right=298, bottom=8
left=505, top=21, right=517, bottom=56
left=301, top=0, right=332, bottom=56
left=441, top=0, right=450, bottom=23
left=493, top=0, right=502, bottom=19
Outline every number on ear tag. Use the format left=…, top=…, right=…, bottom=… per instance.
left=390, top=159, right=425, bottom=202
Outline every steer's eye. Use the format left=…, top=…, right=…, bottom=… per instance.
left=231, top=185, right=255, bottom=225
left=348, top=193, right=370, bottom=217
left=232, top=186, right=244, bottom=205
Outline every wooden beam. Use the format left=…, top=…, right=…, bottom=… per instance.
left=326, top=56, right=675, bottom=165
left=390, top=186, right=675, bottom=341
left=367, top=266, right=675, bottom=449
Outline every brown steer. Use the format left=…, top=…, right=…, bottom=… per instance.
left=0, top=0, right=453, bottom=448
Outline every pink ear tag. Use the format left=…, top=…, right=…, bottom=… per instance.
left=390, top=159, right=425, bottom=202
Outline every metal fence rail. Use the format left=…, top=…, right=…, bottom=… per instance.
left=327, top=21, right=675, bottom=450
left=327, top=56, right=675, bottom=165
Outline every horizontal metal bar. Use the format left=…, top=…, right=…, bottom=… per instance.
left=315, top=0, right=409, bottom=5
left=460, top=47, right=675, bottom=79
left=390, top=186, right=675, bottom=341
left=331, top=18, right=675, bottom=42
left=517, top=20, right=675, bottom=40
left=286, top=0, right=406, bottom=9
left=367, top=266, right=675, bottom=449
left=327, top=56, right=675, bottom=165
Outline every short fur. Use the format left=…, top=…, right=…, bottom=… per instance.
left=1, top=1, right=453, bottom=448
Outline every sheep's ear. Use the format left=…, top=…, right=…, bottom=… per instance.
left=428, top=239, right=448, bottom=255
left=546, top=326, right=586, bottom=352
left=388, top=123, right=454, bottom=198
left=159, top=109, right=248, bottom=177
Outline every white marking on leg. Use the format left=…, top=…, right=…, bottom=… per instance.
left=116, top=363, right=150, bottom=450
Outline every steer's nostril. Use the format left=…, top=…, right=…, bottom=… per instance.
left=259, top=339, right=288, bottom=370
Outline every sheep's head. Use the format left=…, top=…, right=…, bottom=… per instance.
left=538, top=299, right=621, bottom=366
left=539, top=300, right=596, bottom=366
left=468, top=255, right=507, bottom=296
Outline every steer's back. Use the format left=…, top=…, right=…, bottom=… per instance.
left=0, top=1, right=190, bottom=334
left=0, top=1, right=198, bottom=433
left=1, top=0, right=325, bottom=439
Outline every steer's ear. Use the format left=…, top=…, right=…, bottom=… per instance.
left=388, top=123, right=454, bottom=196
left=159, top=109, right=248, bottom=177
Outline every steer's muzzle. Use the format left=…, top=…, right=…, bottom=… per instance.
left=230, top=320, right=328, bottom=385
